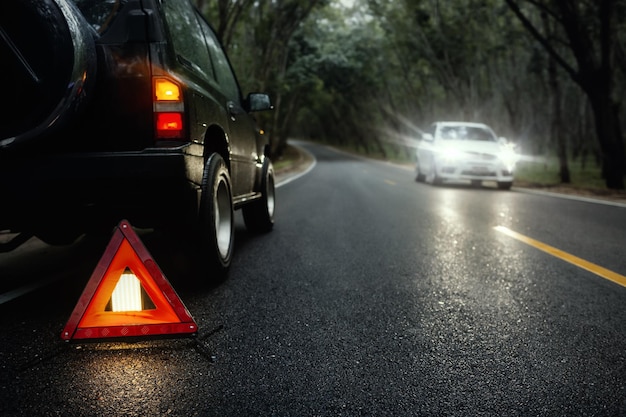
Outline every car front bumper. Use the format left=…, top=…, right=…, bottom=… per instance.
left=436, top=158, right=514, bottom=183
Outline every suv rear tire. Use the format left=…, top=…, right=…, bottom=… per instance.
left=197, top=154, right=235, bottom=278
left=242, top=159, right=276, bottom=233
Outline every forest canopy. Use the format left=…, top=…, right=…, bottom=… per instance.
left=195, top=0, right=626, bottom=189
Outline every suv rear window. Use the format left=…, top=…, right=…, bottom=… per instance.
left=71, top=0, right=126, bottom=33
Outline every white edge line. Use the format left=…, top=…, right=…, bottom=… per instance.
left=514, top=187, right=626, bottom=209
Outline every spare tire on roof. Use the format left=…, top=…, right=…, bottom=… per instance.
left=0, top=0, right=96, bottom=149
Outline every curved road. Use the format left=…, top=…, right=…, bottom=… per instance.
left=2, top=141, right=626, bottom=416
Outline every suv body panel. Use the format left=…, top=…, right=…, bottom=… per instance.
left=0, top=0, right=272, bottom=240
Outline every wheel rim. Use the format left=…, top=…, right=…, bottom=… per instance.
left=266, top=172, right=275, bottom=218
left=214, top=176, right=232, bottom=258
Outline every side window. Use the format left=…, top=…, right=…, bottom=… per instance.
left=200, top=19, right=242, bottom=104
left=162, top=0, right=214, bottom=81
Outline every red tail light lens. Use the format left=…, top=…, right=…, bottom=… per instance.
left=156, top=113, right=183, bottom=137
left=153, top=77, right=185, bottom=140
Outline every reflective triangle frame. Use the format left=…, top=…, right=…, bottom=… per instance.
left=61, top=220, right=197, bottom=342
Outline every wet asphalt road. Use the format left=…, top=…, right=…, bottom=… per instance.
left=2, top=141, right=626, bottom=416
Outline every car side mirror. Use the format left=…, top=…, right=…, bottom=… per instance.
left=246, top=93, right=273, bottom=112
left=422, top=133, right=434, bottom=142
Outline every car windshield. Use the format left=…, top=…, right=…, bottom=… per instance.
left=438, top=126, right=495, bottom=142
left=71, top=0, right=126, bottom=34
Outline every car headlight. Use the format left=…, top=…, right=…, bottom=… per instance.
left=438, top=147, right=463, bottom=162
left=498, top=149, right=519, bottom=170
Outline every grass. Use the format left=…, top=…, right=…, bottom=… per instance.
left=514, top=156, right=615, bottom=190
left=273, top=144, right=303, bottom=171
left=272, top=143, right=318, bottom=176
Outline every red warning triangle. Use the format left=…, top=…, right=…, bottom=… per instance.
left=61, top=220, right=197, bottom=341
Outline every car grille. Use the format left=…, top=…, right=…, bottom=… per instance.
left=461, top=169, right=496, bottom=177
left=465, top=152, right=496, bottom=161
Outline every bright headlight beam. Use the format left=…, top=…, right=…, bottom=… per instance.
left=439, top=148, right=463, bottom=161
left=499, top=149, right=519, bottom=165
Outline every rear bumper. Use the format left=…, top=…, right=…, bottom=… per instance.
left=0, top=148, right=199, bottom=230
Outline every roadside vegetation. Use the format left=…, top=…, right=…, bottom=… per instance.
left=195, top=0, right=626, bottom=191
left=515, top=158, right=606, bottom=188
left=272, top=144, right=308, bottom=173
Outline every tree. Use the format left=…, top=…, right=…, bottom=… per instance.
left=365, top=0, right=543, bottom=146
left=256, top=0, right=328, bottom=156
left=505, top=0, right=626, bottom=189
left=197, top=0, right=328, bottom=157
left=287, top=3, right=411, bottom=157
left=195, top=0, right=255, bottom=50
left=542, top=9, right=570, bottom=183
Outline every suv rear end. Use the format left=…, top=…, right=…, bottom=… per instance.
left=1, top=0, right=275, bottom=276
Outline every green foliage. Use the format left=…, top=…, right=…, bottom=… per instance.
left=515, top=156, right=616, bottom=190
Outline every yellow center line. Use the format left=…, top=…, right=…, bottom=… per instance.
left=494, top=226, right=626, bottom=288
left=384, top=179, right=396, bottom=186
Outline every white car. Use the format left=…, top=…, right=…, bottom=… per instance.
left=415, top=121, right=518, bottom=190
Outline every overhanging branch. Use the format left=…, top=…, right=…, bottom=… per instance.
left=504, top=0, right=579, bottom=83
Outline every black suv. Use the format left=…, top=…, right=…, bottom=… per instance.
left=0, top=0, right=275, bottom=275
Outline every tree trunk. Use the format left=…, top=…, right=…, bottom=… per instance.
left=505, top=0, right=626, bottom=190
left=544, top=11, right=570, bottom=183
left=586, top=88, right=625, bottom=189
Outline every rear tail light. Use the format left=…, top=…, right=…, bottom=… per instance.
left=156, top=113, right=183, bottom=133
left=153, top=77, right=185, bottom=139
left=154, top=78, right=181, bottom=101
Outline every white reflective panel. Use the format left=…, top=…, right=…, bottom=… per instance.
left=111, top=271, right=142, bottom=312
